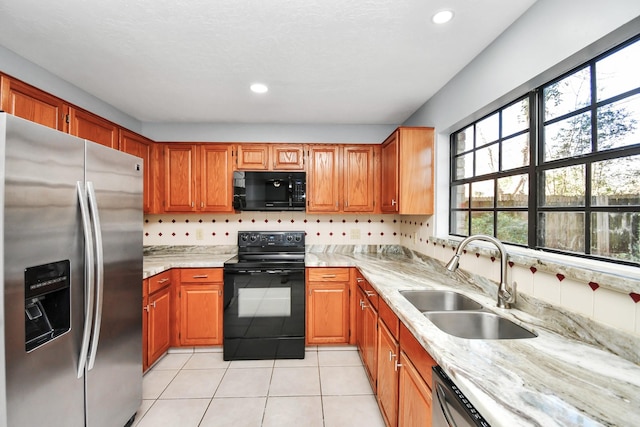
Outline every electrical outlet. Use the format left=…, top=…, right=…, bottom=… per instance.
left=196, top=228, right=204, bottom=240
left=350, top=229, right=361, bottom=240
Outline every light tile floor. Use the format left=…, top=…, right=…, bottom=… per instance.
left=135, top=346, right=386, bottom=427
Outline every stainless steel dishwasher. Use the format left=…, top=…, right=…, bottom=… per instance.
left=432, top=366, right=491, bottom=427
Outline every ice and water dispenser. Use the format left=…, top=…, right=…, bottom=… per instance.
left=24, top=260, right=71, bottom=351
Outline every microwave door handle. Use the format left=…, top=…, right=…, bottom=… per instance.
left=86, top=181, right=104, bottom=371
left=76, top=182, right=95, bottom=379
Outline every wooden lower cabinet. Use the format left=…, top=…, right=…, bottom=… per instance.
left=306, top=267, right=351, bottom=344
left=398, top=351, right=432, bottom=427
left=145, top=282, right=171, bottom=371
left=356, top=272, right=379, bottom=392
left=377, top=319, right=400, bottom=427
left=178, top=268, right=224, bottom=346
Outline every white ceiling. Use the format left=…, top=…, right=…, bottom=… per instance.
left=0, top=0, right=537, bottom=125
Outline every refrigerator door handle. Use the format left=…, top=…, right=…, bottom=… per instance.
left=76, top=181, right=95, bottom=379
left=86, top=181, right=104, bottom=371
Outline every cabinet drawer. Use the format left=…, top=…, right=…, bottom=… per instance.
left=400, top=322, right=437, bottom=388
left=180, top=268, right=223, bottom=283
left=379, top=298, right=399, bottom=340
left=148, top=270, right=172, bottom=294
left=307, top=267, right=350, bottom=282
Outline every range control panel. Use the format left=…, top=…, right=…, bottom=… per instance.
left=237, top=231, right=305, bottom=248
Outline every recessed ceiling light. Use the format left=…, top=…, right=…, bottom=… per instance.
left=432, top=10, right=454, bottom=24
left=250, top=83, right=269, bottom=94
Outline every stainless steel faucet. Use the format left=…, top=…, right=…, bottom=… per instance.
left=445, top=234, right=517, bottom=309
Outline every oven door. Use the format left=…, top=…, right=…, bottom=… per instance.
left=223, top=268, right=305, bottom=360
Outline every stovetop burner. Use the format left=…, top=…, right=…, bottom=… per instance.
left=225, top=231, right=306, bottom=270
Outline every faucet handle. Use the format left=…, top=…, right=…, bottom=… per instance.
left=505, top=281, right=517, bottom=304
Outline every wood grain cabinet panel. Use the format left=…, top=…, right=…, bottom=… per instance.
left=119, top=129, right=154, bottom=213
left=178, top=268, right=224, bottom=346
left=236, top=144, right=269, bottom=170
left=271, top=144, right=305, bottom=170
left=68, top=106, right=118, bottom=149
left=200, top=144, right=234, bottom=212
left=307, top=144, right=377, bottom=213
left=398, top=351, right=433, bottom=427
left=355, top=272, right=378, bottom=392
left=377, top=319, right=400, bottom=427
left=147, top=285, right=171, bottom=368
left=381, top=127, right=434, bottom=215
left=163, top=144, right=197, bottom=212
left=0, top=75, right=66, bottom=131
left=306, top=267, right=351, bottom=345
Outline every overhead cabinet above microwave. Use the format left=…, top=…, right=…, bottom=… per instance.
left=236, top=144, right=305, bottom=171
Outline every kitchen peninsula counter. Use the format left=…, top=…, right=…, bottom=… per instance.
left=144, top=245, right=640, bottom=426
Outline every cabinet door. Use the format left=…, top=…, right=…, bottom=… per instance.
left=142, top=280, right=149, bottom=372
left=398, top=351, right=432, bottom=427
left=164, top=144, right=197, bottom=212
left=200, top=144, right=234, bottom=212
left=343, top=145, right=375, bottom=212
left=0, top=75, right=66, bottom=130
left=362, top=296, right=378, bottom=391
left=355, top=285, right=366, bottom=355
left=68, top=107, right=118, bottom=148
left=381, top=131, right=399, bottom=213
left=148, top=286, right=171, bottom=366
left=377, top=320, right=399, bottom=427
left=179, top=283, right=222, bottom=346
left=306, top=282, right=350, bottom=344
left=272, top=144, right=305, bottom=170
left=237, top=144, right=269, bottom=170
left=120, top=129, right=153, bottom=213
left=307, top=145, right=341, bottom=212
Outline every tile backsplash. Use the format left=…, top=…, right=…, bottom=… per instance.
left=144, top=213, right=640, bottom=338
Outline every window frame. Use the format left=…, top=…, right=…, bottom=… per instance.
left=449, top=34, right=640, bottom=266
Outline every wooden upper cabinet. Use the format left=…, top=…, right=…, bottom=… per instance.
left=236, top=144, right=269, bottom=170
left=0, top=75, right=66, bottom=131
left=271, top=144, right=304, bottom=170
left=307, top=144, right=377, bottom=213
left=381, top=127, right=434, bottom=215
left=343, top=145, right=376, bottom=212
left=200, top=144, right=234, bottom=212
left=161, top=143, right=233, bottom=213
left=163, top=144, right=197, bottom=212
left=119, top=129, right=154, bottom=213
left=236, top=143, right=305, bottom=170
left=68, top=106, right=118, bottom=149
left=307, top=145, right=341, bottom=212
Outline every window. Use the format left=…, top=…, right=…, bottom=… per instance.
left=450, top=36, right=640, bottom=265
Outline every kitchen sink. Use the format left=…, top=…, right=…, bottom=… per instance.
left=424, top=311, right=537, bottom=339
left=399, top=290, right=483, bottom=312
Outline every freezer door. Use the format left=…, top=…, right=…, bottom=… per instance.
left=2, top=114, right=85, bottom=427
left=84, top=141, right=143, bottom=427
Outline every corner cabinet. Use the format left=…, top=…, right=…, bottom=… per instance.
left=162, top=143, right=234, bottom=213
left=381, top=127, right=434, bottom=214
left=305, top=267, right=351, bottom=344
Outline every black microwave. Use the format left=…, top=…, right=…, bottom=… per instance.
left=233, top=171, right=306, bottom=211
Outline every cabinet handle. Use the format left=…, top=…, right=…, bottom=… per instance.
left=192, top=275, right=209, bottom=279
left=356, top=278, right=364, bottom=283
left=361, top=303, right=369, bottom=310
left=201, top=202, right=204, bottom=208
left=151, top=301, right=156, bottom=308
left=218, top=290, right=222, bottom=296
left=191, top=202, right=195, bottom=208
left=143, top=305, right=150, bottom=312
left=391, top=199, right=397, bottom=206
left=365, top=290, right=376, bottom=297
left=322, top=274, right=337, bottom=278
left=359, top=299, right=364, bottom=309
left=389, top=350, right=397, bottom=362
left=394, top=360, right=402, bottom=371
left=157, top=278, right=169, bottom=284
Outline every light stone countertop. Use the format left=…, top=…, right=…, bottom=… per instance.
left=144, top=245, right=640, bottom=426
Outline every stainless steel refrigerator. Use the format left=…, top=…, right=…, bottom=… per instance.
left=0, top=113, right=143, bottom=427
